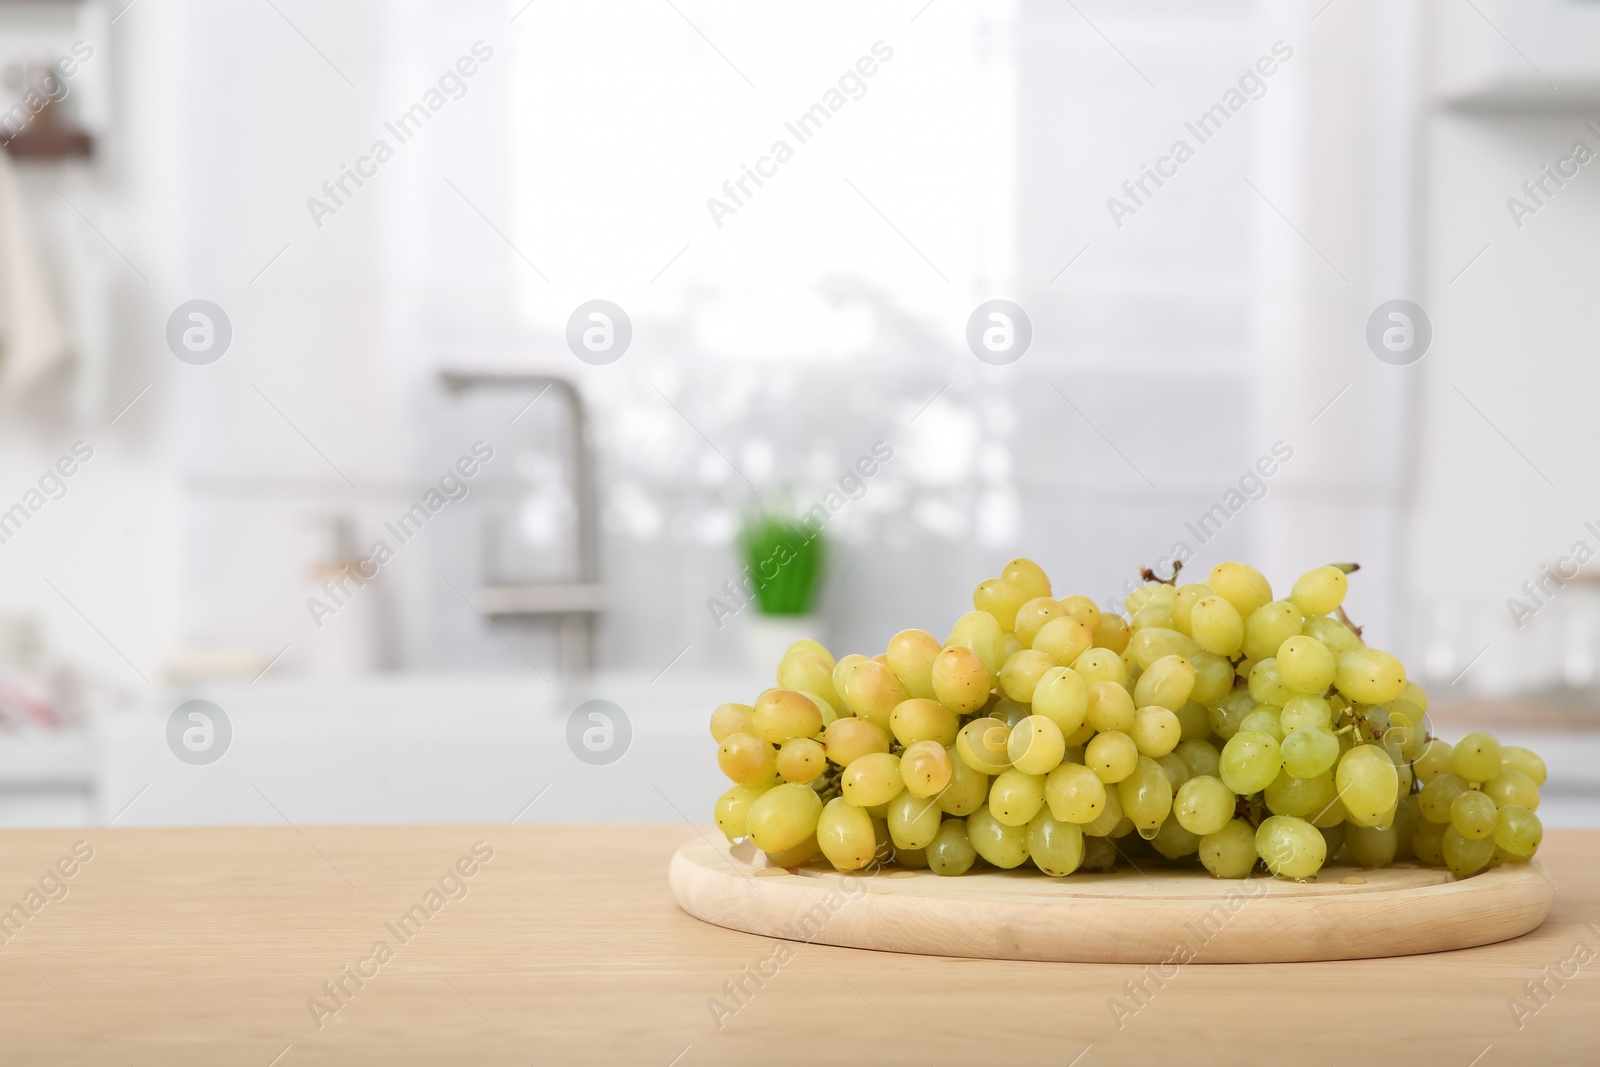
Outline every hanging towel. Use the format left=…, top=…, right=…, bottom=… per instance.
left=0, top=148, right=69, bottom=398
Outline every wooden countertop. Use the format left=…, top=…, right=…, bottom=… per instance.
left=0, top=825, right=1596, bottom=1065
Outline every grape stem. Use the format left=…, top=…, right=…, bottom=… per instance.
left=1336, top=604, right=1365, bottom=638
left=1139, top=560, right=1183, bottom=586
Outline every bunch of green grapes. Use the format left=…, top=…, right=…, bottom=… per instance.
left=708, top=557, right=1547, bottom=882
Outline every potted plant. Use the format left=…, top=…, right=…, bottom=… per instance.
left=737, top=508, right=824, bottom=672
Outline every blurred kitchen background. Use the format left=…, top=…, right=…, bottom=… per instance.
left=0, top=0, right=1598, bottom=827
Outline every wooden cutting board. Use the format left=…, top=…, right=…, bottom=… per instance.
left=669, top=836, right=1555, bottom=964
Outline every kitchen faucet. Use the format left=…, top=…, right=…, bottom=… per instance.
left=438, top=370, right=602, bottom=676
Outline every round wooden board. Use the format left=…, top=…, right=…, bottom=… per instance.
left=669, top=837, right=1554, bottom=964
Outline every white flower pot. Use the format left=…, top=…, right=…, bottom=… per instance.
left=742, top=614, right=820, bottom=674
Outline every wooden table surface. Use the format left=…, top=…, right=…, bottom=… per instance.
left=0, top=825, right=1596, bottom=1066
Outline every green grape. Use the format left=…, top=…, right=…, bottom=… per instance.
left=1027, top=810, right=1086, bottom=876
left=889, top=698, right=959, bottom=747
left=1002, top=557, right=1052, bottom=600
left=967, top=806, right=1029, bottom=868
left=1302, top=614, right=1363, bottom=654
left=1125, top=581, right=1175, bottom=613
left=1073, top=647, right=1127, bottom=688
left=1081, top=785, right=1125, bottom=837
left=1045, top=762, right=1106, bottom=823
left=817, top=797, right=877, bottom=870
left=927, top=818, right=978, bottom=876
left=1442, top=826, right=1494, bottom=876
left=1208, top=562, right=1273, bottom=618
left=1032, top=667, right=1089, bottom=736
left=841, top=661, right=908, bottom=729
left=1289, top=566, right=1348, bottom=617
left=1247, top=659, right=1296, bottom=707
left=1173, top=774, right=1234, bottom=836
left=1449, top=789, right=1497, bottom=840
left=1281, top=726, right=1340, bottom=778
left=1392, top=793, right=1422, bottom=861
left=1080, top=834, right=1118, bottom=871
left=899, top=740, right=952, bottom=798
left=1264, top=768, right=1335, bottom=818
left=1035, top=615, right=1095, bottom=668
left=1086, top=730, right=1140, bottom=784
left=998, top=649, right=1054, bottom=703
left=747, top=783, right=823, bottom=853
left=1131, top=603, right=1175, bottom=631
left=763, top=835, right=821, bottom=867
left=776, top=737, right=827, bottom=783
left=1209, top=688, right=1254, bottom=741
left=937, top=746, right=989, bottom=815
left=1133, top=655, right=1196, bottom=712
left=715, top=784, right=768, bottom=840
left=1188, top=652, right=1235, bottom=707
left=1256, top=815, right=1327, bottom=880
left=955, top=717, right=1011, bottom=775
left=841, top=752, right=903, bottom=807
left=989, top=768, right=1047, bottom=826
left=1128, top=627, right=1201, bottom=669
left=1176, top=738, right=1221, bottom=779
left=931, top=645, right=992, bottom=715
left=1117, top=756, right=1174, bottom=839
left=887, top=789, right=944, bottom=850
left=1337, top=745, right=1399, bottom=828
left=1483, top=769, right=1540, bottom=811
left=1500, top=746, right=1547, bottom=787
left=1276, top=636, right=1336, bottom=695
left=710, top=703, right=755, bottom=743
left=1451, top=732, right=1503, bottom=784
left=886, top=628, right=941, bottom=700
left=1219, top=730, right=1282, bottom=794
left=1151, top=818, right=1202, bottom=860
left=823, top=717, right=890, bottom=767
left=1199, top=820, right=1258, bottom=878
left=1130, top=705, right=1182, bottom=758
left=1420, top=772, right=1469, bottom=823
left=1412, top=739, right=1453, bottom=785
left=1086, top=679, right=1136, bottom=733
left=1333, top=647, right=1406, bottom=705
left=1190, top=596, right=1246, bottom=657
left=718, top=732, right=778, bottom=786
left=1242, top=601, right=1304, bottom=663
left=1007, top=714, right=1066, bottom=775
left=1157, top=752, right=1190, bottom=792
left=949, top=609, right=1008, bottom=679
left=1093, top=614, right=1132, bottom=654
left=1173, top=701, right=1212, bottom=742
left=1491, top=804, right=1543, bottom=862
left=1412, top=818, right=1447, bottom=866
left=1171, top=583, right=1212, bottom=635
left=1014, top=596, right=1066, bottom=645
left=1058, top=594, right=1102, bottom=631
left=1345, top=822, right=1398, bottom=867
left=1318, top=823, right=1345, bottom=861
left=831, top=654, right=868, bottom=703
left=1279, top=694, right=1331, bottom=733
left=895, top=846, right=929, bottom=869
left=778, top=647, right=841, bottom=708
left=1239, top=707, right=1286, bottom=742
left=992, top=697, right=1030, bottom=729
